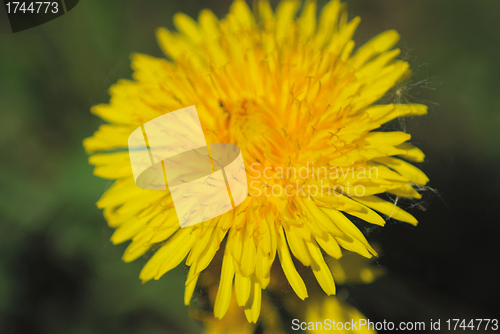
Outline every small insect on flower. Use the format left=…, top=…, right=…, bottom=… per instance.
left=84, top=0, right=428, bottom=323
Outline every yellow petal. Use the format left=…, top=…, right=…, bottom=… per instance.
left=315, top=0, right=342, bottom=49
left=173, top=12, right=202, bottom=43
left=83, top=125, right=133, bottom=154
left=235, top=273, right=252, bottom=307
left=230, top=0, right=254, bottom=29
left=186, top=227, right=214, bottom=266
left=184, top=266, right=199, bottom=305
left=96, top=178, right=141, bottom=209
left=316, top=233, right=342, bottom=259
left=357, top=49, right=401, bottom=79
left=374, top=157, right=429, bottom=185
left=352, top=60, right=410, bottom=110
left=388, top=184, right=422, bottom=199
left=327, top=16, right=360, bottom=55
left=139, top=226, right=195, bottom=282
left=155, top=27, right=188, bottom=61
left=91, top=103, right=138, bottom=126
left=110, top=207, right=159, bottom=244
left=380, top=104, right=428, bottom=124
left=396, top=142, right=426, bottom=162
left=244, top=279, right=262, bottom=323
left=298, top=0, right=317, bottom=40
left=256, top=0, right=274, bottom=23
left=368, top=163, right=411, bottom=183
left=240, top=230, right=256, bottom=277
left=320, top=207, right=376, bottom=257
left=363, top=131, right=411, bottom=147
left=214, top=248, right=235, bottom=319
left=336, top=195, right=386, bottom=226
left=351, top=30, right=399, bottom=68
left=122, top=241, right=151, bottom=263
left=275, top=0, right=300, bottom=42
left=353, top=195, right=418, bottom=225
left=188, top=228, right=226, bottom=276
left=198, top=9, right=220, bottom=39
left=296, top=197, right=344, bottom=237
left=255, top=247, right=271, bottom=288
left=305, top=239, right=336, bottom=295
left=154, top=230, right=197, bottom=279
left=148, top=223, right=181, bottom=244
left=284, top=228, right=312, bottom=266
left=277, top=227, right=308, bottom=300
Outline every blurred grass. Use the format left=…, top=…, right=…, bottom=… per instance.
left=1, top=0, right=499, bottom=333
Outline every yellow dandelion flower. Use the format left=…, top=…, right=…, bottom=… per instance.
left=329, top=249, right=385, bottom=285
left=192, top=279, right=285, bottom=334
left=84, top=0, right=428, bottom=323
left=299, top=296, right=376, bottom=333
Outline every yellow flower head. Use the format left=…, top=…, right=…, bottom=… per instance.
left=300, top=296, right=376, bottom=333
left=84, top=0, right=428, bottom=323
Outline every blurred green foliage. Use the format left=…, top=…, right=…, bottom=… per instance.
left=1, top=0, right=499, bottom=333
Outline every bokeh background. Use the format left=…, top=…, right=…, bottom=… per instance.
left=1, top=0, right=499, bottom=333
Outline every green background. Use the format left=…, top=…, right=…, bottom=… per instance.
left=1, top=0, right=499, bottom=333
